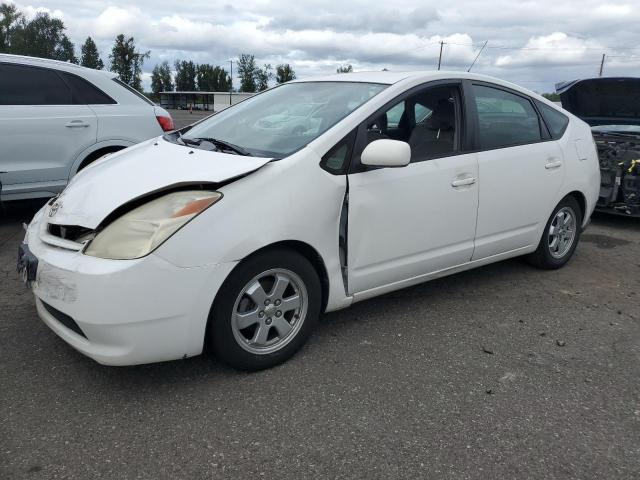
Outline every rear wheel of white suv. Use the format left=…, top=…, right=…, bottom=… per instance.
left=208, top=249, right=321, bottom=371
left=527, top=196, right=582, bottom=269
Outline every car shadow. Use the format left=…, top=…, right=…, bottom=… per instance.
left=64, top=256, right=530, bottom=392
left=590, top=211, right=640, bottom=232
left=0, top=198, right=47, bottom=225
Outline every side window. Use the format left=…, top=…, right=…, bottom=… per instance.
left=60, top=72, right=116, bottom=105
left=363, top=85, right=460, bottom=163
left=0, top=63, right=71, bottom=105
left=473, top=84, right=542, bottom=149
left=536, top=101, right=569, bottom=139
left=320, top=130, right=356, bottom=174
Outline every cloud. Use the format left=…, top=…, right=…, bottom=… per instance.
left=495, top=32, right=604, bottom=68
left=11, top=0, right=640, bottom=92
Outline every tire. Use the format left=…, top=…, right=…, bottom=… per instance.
left=208, top=249, right=321, bottom=371
left=526, top=196, right=583, bottom=269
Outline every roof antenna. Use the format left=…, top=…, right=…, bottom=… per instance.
left=467, top=41, right=488, bottom=72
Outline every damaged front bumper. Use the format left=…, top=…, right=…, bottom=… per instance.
left=22, top=207, right=237, bottom=366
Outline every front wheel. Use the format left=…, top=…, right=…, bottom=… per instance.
left=526, top=196, right=582, bottom=269
left=208, top=249, right=321, bottom=370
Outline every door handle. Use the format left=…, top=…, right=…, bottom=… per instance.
left=545, top=160, right=562, bottom=169
left=451, top=176, right=477, bottom=187
left=65, top=120, right=90, bottom=128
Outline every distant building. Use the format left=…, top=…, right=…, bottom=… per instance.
left=160, top=91, right=254, bottom=112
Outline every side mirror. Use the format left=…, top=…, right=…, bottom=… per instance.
left=361, top=139, right=411, bottom=168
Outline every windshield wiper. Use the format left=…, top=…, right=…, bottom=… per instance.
left=191, top=137, right=253, bottom=156
left=176, top=132, right=201, bottom=146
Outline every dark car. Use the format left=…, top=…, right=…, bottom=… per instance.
left=557, top=77, right=640, bottom=216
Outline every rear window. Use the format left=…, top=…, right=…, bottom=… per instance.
left=112, top=78, right=154, bottom=105
left=61, top=72, right=116, bottom=105
left=536, top=101, right=569, bottom=139
left=0, top=63, right=71, bottom=105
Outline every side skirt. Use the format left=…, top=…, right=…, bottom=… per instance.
left=351, top=245, right=533, bottom=303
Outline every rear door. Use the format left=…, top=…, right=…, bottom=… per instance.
left=470, top=83, right=565, bottom=259
left=0, top=63, right=97, bottom=198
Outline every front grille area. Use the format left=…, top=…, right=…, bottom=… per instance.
left=47, top=224, right=93, bottom=242
left=41, top=301, right=87, bottom=339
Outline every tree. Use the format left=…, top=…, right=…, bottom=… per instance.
left=255, top=64, right=273, bottom=91
left=57, top=35, right=77, bottom=63
left=174, top=60, right=197, bottom=91
left=336, top=64, right=353, bottom=73
left=275, top=64, right=296, bottom=84
left=542, top=92, right=560, bottom=102
left=0, top=3, right=22, bottom=52
left=196, top=64, right=230, bottom=91
left=80, top=36, right=104, bottom=69
left=237, top=53, right=258, bottom=93
left=151, top=60, right=173, bottom=94
left=5, top=10, right=77, bottom=63
left=109, top=34, right=149, bottom=91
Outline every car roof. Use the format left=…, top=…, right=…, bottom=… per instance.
left=0, top=53, right=117, bottom=78
left=291, top=70, right=533, bottom=90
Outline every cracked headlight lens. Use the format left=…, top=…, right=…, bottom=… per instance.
left=84, top=190, right=222, bottom=260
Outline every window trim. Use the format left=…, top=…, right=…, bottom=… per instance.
left=467, top=81, right=554, bottom=152
left=349, top=79, right=474, bottom=174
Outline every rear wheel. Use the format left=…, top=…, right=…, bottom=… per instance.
left=526, top=196, right=582, bottom=269
left=208, top=249, right=321, bottom=370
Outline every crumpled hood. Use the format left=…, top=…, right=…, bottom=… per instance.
left=49, top=137, right=272, bottom=229
left=556, top=77, right=640, bottom=126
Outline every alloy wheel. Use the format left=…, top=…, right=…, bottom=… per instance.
left=231, top=268, right=308, bottom=355
left=548, top=206, right=577, bottom=259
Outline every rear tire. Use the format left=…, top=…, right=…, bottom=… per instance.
left=208, top=249, right=321, bottom=371
left=526, top=196, right=582, bottom=269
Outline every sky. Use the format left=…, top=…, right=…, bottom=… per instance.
left=7, top=0, right=640, bottom=93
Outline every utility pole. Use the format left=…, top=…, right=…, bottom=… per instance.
left=468, top=41, right=488, bottom=72
left=437, top=41, right=444, bottom=70
left=599, top=53, right=606, bottom=77
left=229, top=59, right=233, bottom=106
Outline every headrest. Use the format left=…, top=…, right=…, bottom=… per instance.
left=426, top=99, right=454, bottom=130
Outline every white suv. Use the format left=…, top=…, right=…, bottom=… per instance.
left=0, top=54, right=174, bottom=201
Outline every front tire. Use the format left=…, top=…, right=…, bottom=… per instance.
left=208, top=249, right=321, bottom=371
left=526, top=196, right=582, bottom=269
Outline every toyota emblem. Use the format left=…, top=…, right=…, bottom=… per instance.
left=49, top=202, right=61, bottom=217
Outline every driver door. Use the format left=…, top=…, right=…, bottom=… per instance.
left=346, top=82, right=479, bottom=294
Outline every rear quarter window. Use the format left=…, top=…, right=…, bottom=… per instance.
left=60, top=72, right=116, bottom=105
left=536, top=101, right=569, bottom=139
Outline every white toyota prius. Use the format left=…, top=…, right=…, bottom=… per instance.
left=18, top=71, right=600, bottom=370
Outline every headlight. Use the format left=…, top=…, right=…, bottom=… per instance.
left=84, top=190, right=222, bottom=260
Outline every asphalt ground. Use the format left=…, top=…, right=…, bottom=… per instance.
left=1, top=161, right=639, bottom=478
left=168, top=109, right=213, bottom=129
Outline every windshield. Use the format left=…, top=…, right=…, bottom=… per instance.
left=181, top=82, right=387, bottom=158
